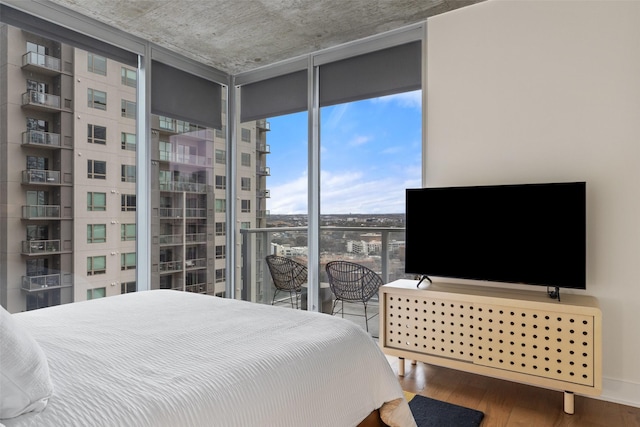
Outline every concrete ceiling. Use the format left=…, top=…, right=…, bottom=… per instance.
left=47, top=0, right=484, bottom=75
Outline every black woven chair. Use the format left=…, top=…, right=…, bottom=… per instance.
left=325, top=260, right=383, bottom=331
left=265, top=255, right=307, bottom=308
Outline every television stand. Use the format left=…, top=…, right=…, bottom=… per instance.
left=379, top=280, right=602, bottom=415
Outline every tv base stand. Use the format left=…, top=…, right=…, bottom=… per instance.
left=380, top=280, right=601, bottom=415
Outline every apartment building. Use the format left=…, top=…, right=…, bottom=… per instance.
left=0, top=25, right=269, bottom=313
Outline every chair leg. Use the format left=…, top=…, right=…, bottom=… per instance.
left=272, top=289, right=279, bottom=305
left=289, top=291, right=295, bottom=308
left=331, top=299, right=340, bottom=316
left=364, top=302, right=369, bottom=332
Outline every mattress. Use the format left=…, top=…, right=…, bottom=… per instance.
left=3, top=290, right=415, bottom=427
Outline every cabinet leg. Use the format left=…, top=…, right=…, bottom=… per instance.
left=398, top=357, right=405, bottom=377
left=564, top=391, right=575, bottom=415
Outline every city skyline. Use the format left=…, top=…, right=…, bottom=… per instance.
left=265, top=90, right=422, bottom=215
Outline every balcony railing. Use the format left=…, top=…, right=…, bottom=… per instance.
left=22, top=130, right=61, bottom=148
left=256, top=119, right=270, bottom=130
left=21, top=240, right=61, bottom=255
left=186, top=233, right=207, bottom=243
left=257, top=166, right=271, bottom=176
left=256, top=143, right=270, bottom=153
left=256, top=210, right=270, bottom=218
left=185, top=282, right=207, bottom=293
left=22, top=169, right=60, bottom=185
left=239, top=226, right=408, bottom=305
left=159, top=260, right=182, bottom=273
left=22, top=90, right=60, bottom=110
left=22, top=52, right=61, bottom=74
left=22, top=205, right=60, bottom=219
left=185, top=258, right=206, bottom=269
left=159, top=152, right=209, bottom=166
left=159, top=182, right=210, bottom=193
left=159, top=234, right=183, bottom=245
left=21, top=273, right=63, bottom=292
left=257, top=189, right=271, bottom=198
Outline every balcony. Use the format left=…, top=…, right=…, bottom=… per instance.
left=256, top=119, right=271, bottom=131
left=185, top=258, right=206, bottom=269
left=256, top=210, right=270, bottom=219
left=22, top=52, right=61, bottom=75
left=159, top=234, right=183, bottom=245
left=22, top=205, right=60, bottom=219
left=21, top=273, right=64, bottom=292
left=21, top=239, right=61, bottom=255
left=239, top=225, right=407, bottom=303
left=186, top=233, right=207, bottom=243
left=22, top=130, right=61, bottom=148
left=257, top=189, right=271, bottom=198
left=22, top=90, right=61, bottom=111
left=159, top=260, right=182, bottom=273
left=159, top=152, right=209, bottom=166
left=159, top=181, right=210, bottom=193
left=159, top=207, right=207, bottom=219
left=22, top=169, right=60, bottom=185
left=257, top=166, right=271, bottom=176
left=256, top=143, right=270, bottom=153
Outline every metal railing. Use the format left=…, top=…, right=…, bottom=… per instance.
left=22, top=169, right=60, bottom=184
left=159, top=260, right=182, bottom=273
left=21, top=240, right=61, bottom=254
left=21, top=274, right=62, bottom=291
left=22, top=90, right=60, bottom=109
left=159, top=234, right=183, bottom=245
left=22, top=205, right=60, bottom=219
left=239, top=226, right=408, bottom=305
left=22, top=52, right=60, bottom=72
left=159, top=182, right=210, bottom=193
left=22, top=130, right=61, bottom=147
left=256, top=143, right=270, bottom=153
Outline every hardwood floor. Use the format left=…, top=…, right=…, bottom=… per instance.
left=387, top=357, right=640, bottom=426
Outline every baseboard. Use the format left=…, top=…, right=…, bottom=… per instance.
left=597, top=377, right=640, bottom=408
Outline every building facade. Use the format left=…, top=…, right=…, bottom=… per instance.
left=0, top=25, right=269, bottom=313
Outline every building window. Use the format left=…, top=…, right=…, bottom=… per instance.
left=87, top=159, right=107, bottom=179
left=240, top=222, right=251, bottom=229
left=121, top=132, right=136, bottom=151
left=215, top=199, right=226, bottom=213
left=216, top=268, right=226, bottom=283
left=215, top=149, right=226, bottom=164
left=241, top=128, right=251, bottom=142
left=87, top=256, right=106, bottom=276
left=215, top=222, right=225, bottom=236
left=215, top=127, right=225, bottom=139
left=121, top=67, right=136, bottom=87
left=121, top=194, right=136, bottom=212
left=87, top=192, right=106, bottom=211
left=215, top=175, right=226, bottom=190
left=241, top=200, right=251, bottom=213
left=215, top=245, right=226, bottom=259
left=121, top=281, right=136, bottom=294
left=121, top=165, right=136, bottom=182
left=159, top=116, right=174, bottom=131
left=241, top=177, right=251, bottom=191
left=88, top=88, right=107, bottom=110
left=121, top=223, right=136, bottom=241
left=87, top=53, right=107, bottom=76
left=121, top=99, right=136, bottom=119
left=87, top=124, right=107, bottom=145
left=87, top=287, right=106, bottom=300
left=240, top=153, right=251, bottom=167
left=87, top=224, right=106, bottom=243
left=121, top=252, right=136, bottom=270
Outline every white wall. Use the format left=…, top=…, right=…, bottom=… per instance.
left=426, top=0, right=640, bottom=407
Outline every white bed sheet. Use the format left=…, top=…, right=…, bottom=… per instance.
left=4, top=290, right=415, bottom=427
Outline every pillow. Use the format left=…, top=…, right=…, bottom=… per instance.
left=0, top=305, right=54, bottom=419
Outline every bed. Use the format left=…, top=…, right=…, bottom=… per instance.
left=0, top=290, right=416, bottom=427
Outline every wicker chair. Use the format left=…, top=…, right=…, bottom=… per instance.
left=325, top=260, right=383, bottom=331
left=265, top=255, right=307, bottom=308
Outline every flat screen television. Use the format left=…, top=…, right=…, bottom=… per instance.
left=405, top=182, right=586, bottom=290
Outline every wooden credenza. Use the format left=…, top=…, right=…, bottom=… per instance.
left=379, top=280, right=602, bottom=414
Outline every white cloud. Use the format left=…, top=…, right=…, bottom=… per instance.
left=349, top=135, right=372, bottom=146
left=267, top=168, right=422, bottom=215
left=371, top=90, right=421, bottom=109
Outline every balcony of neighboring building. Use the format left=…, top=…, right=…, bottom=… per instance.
left=159, top=207, right=207, bottom=219
left=22, top=205, right=60, bottom=219
left=21, top=273, right=68, bottom=292
left=21, top=169, right=61, bottom=185
left=256, top=143, right=270, bottom=154
left=159, top=260, right=183, bottom=273
left=21, top=90, right=61, bottom=112
left=158, top=152, right=210, bottom=167
left=257, top=166, right=271, bottom=176
left=256, top=119, right=271, bottom=131
left=21, top=51, right=61, bottom=76
left=22, top=130, right=61, bottom=149
left=159, top=181, right=210, bottom=193
left=257, top=189, right=271, bottom=198
left=256, top=210, right=270, bottom=219
left=21, top=239, right=62, bottom=255
left=185, top=258, right=206, bottom=270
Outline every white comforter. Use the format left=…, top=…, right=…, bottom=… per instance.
left=4, top=290, right=415, bottom=427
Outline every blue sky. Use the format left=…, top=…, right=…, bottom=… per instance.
left=265, top=90, right=422, bottom=215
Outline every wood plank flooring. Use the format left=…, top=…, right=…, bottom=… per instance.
left=388, top=357, right=640, bottom=426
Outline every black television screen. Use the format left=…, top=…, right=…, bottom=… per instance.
left=405, top=182, right=586, bottom=289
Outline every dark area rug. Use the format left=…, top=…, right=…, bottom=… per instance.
left=407, top=393, right=484, bottom=427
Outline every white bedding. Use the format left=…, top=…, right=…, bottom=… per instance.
left=4, top=290, right=415, bottom=427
